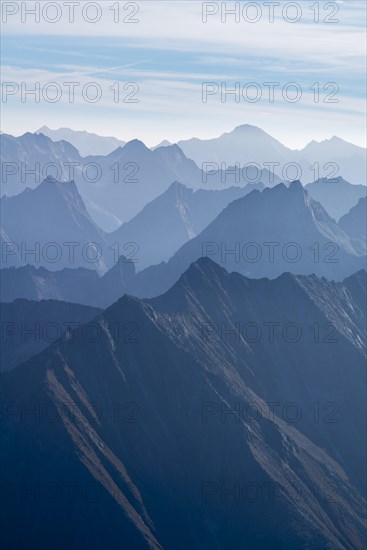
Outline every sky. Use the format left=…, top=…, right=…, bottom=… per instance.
left=1, top=0, right=366, bottom=148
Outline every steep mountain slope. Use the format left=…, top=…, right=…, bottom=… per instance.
left=37, top=126, right=126, bottom=156
left=1, top=299, right=101, bottom=371
left=1, top=260, right=366, bottom=549
left=1, top=226, right=21, bottom=267
left=133, top=181, right=365, bottom=297
left=109, top=181, right=264, bottom=270
left=339, top=196, right=367, bottom=240
left=0, top=177, right=109, bottom=272
left=339, top=197, right=367, bottom=254
left=306, top=177, right=366, bottom=220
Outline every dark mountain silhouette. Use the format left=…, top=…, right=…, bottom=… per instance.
left=306, top=177, right=366, bottom=220
left=1, top=299, right=101, bottom=371
left=1, top=259, right=366, bottom=549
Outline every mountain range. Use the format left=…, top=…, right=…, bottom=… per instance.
left=2, top=181, right=365, bottom=304
left=36, top=126, right=126, bottom=157
left=0, top=133, right=203, bottom=229
left=0, top=177, right=266, bottom=273
left=1, top=258, right=366, bottom=549
left=1, top=182, right=366, bottom=307
left=2, top=120, right=366, bottom=549
left=108, top=181, right=264, bottom=271
left=177, top=124, right=367, bottom=185
left=132, top=181, right=366, bottom=297
left=2, top=125, right=365, bottom=231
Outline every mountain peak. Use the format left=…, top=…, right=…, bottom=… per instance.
left=155, top=143, right=188, bottom=160
left=175, top=256, right=229, bottom=289
left=152, top=140, right=173, bottom=150
left=232, top=124, right=265, bottom=134
left=288, top=179, right=304, bottom=192
left=37, top=125, right=51, bottom=133
left=122, top=139, right=149, bottom=154
left=167, top=180, right=189, bottom=193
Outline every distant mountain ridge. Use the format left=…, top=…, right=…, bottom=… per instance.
left=36, top=126, right=126, bottom=156
left=1, top=182, right=365, bottom=305
left=1, top=131, right=277, bottom=229
left=3, top=124, right=365, bottom=231
left=109, top=181, right=265, bottom=271
left=131, top=181, right=366, bottom=297
left=177, top=124, right=366, bottom=185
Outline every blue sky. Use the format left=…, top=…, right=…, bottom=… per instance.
left=1, top=0, right=366, bottom=147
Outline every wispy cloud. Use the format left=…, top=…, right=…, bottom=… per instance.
left=1, top=1, right=365, bottom=147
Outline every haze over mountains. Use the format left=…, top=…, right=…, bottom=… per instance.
left=2, top=259, right=366, bottom=549
left=2, top=181, right=365, bottom=307
left=339, top=197, right=367, bottom=253
left=1, top=125, right=365, bottom=231
left=0, top=177, right=109, bottom=272
left=177, top=124, right=367, bottom=185
left=1, top=133, right=203, bottom=229
left=1, top=122, right=366, bottom=550
left=109, top=181, right=264, bottom=271
left=29, top=123, right=366, bottom=187
left=1, top=131, right=79, bottom=196
left=131, top=181, right=366, bottom=298
left=306, top=177, right=366, bottom=221
left=36, top=126, right=126, bottom=157
left=1, top=175, right=267, bottom=273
